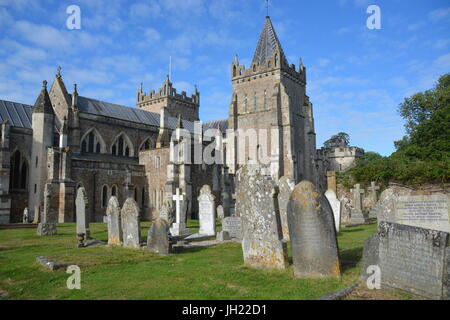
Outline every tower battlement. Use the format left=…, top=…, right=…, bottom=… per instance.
left=137, top=76, right=200, bottom=122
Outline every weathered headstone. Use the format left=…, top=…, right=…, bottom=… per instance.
left=217, top=205, right=224, bottom=220
left=222, top=216, right=242, bottom=240
left=216, top=230, right=231, bottom=241
left=349, top=183, right=367, bottom=224
left=22, top=207, right=29, bottom=223
left=37, top=183, right=57, bottom=235
left=147, top=218, right=170, bottom=255
left=367, top=181, right=380, bottom=206
left=287, top=180, right=341, bottom=278
left=377, top=221, right=449, bottom=299
left=359, top=232, right=380, bottom=282
left=394, top=194, right=449, bottom=233
left=277, top=176, right=295, bottom=241
left=121, top=198, right=141, bottom=248
left=169, top=188, right=189, bottom=236
left=376, top=185, right=413, bottom=224
left=106, top=196, right=122, bottom=245
left=75, top=187, right=90, bottom=239
left=236, top=165, right=287, bottom=269
left=159, top=201, right=175, bottom=226
left=197, top=185, right=216, bottom=236
left=325, top=189, right=341, bottom=232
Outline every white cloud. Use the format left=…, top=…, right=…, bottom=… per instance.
left=428, top=7, right=450, bottom=22
left=129, top=1, right=161, bottom=19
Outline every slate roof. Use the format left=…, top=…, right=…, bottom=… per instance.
left=0, top=95, right=226, bottom=136
left=252, top=16, right=286, bottom=66
left=0, top=99, right=33, bottom=129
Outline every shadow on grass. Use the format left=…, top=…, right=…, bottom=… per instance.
left=340, top=228, right=364, bottom=233
left=339, top=247, right=363, bottom=272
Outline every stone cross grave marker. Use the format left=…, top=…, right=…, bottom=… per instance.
left=75, top=187, right=90, bottom=239
left=197, top=185, right=216, bottom=236
left=121, top=197, right=141, bottom=248
left=37, top=183, right=57, bottom=235
left=368, top=181, right=380, bottom=204
left=350, top=183, right=366, bottom=224
left=236, top=164, right=287, bottom=269
left=169, top=188, right=189, bottom=236
left=106, top=196, right=122, bottom=245
left=325, top=189, right=342, bottom=232
left=288, top=181, right=341, bottom=278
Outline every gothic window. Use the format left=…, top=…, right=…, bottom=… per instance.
left=275, top=54, right=278, bottom=67
left=10, top=150, right=28, bottom=190
left=233, top=66, right=237, bottom=77
left=101, top=185, right=108, bottom=208
left=111, top=133, right=134, bottom=157
left=140, top=138, right=154, bottom=151
left=253, top=64, right=256, bottom=72
left=239, top=69, right=242, bottom=76
left=81, top=129, right=104, bottom=154
left=111, top=185, right=118, bottom=197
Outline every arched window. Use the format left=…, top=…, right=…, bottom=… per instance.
left=139, top=137, right=155, bottom=151
left=253, top=64, right=256, bottom=72
left=80, top=129, right=105, bottom=154
left=274, top=54, right=278, bottom=67
left=10, top=150, right=28, bottom=190
left=233, top=65, right=237, bottom=77
left=111, top=185, right=118, bottom=197
left=101, top=185, right=108, bottom=208
left=111, top=133, right=134, bottom=157
left=239, top=69, right=243, bottom=76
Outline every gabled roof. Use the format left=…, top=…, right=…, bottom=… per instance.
left=0, top=99, right=32, bottom=129
left=252, top=16, right=286, bottom=66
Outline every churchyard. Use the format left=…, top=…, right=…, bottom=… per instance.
left=1, top=220, right=396, bottom=300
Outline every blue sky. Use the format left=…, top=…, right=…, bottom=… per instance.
left=0, top=0, right=449, bottom=156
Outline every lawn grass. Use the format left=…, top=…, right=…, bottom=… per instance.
left=0, top=221, right=378, bottom=300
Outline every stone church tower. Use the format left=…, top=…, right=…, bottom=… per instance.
left=228, top=16, right=318, bottom=184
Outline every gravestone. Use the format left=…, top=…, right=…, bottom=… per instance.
left=277, top=176, right=295, bottom=241
left=75, top=187, right=90, bottom=239
left=169, top=188, right=189, bottom=236
left=216, top=230, right=230, bottom=241
left=121, top=198, right=141, bottom=248
left=350, top=184, right=367, bottom=224
left=37, top=183, right=57, bottom=235
left=217, top=205, right=224, bottom=220
left=325, top=189, right=341, bottom=232
left=287, top=180, right=341, bottom=278
left=106, top=196, right=122, bottom=245
left=147, top=218, right=170, bottom=255
left=378, top=221, right=449, bottom=299
left=159, top=201, right=175, bottom=226
left=197, top=185, right=216, bottom=236
left=394, top=194, right=449, bottom=233
left=23, top=207, right=29, bottom=223
left=359, top=232, right=380, bottom=282
left=376, top=185, right=413, bottom=224
left=222, top=216, right=242, bottom=240
left=367, top=181, right=380, bottom=206
left=236, top=165, right=287, bottom=269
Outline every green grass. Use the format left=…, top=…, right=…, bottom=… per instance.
left=0, top=221, right=377, bottom=300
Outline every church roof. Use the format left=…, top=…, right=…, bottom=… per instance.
left=252, top=16, right=286, bottom=66
left=74, top=95, right=195, bottom=132
left=0, top=99, right=32, bottom=129
left=0, top=95, right=226, bottom=135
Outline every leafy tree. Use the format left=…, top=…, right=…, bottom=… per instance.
left=323, top=132, right=350, bottom=150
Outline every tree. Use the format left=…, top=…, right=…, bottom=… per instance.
left=323, top=132, right=350, bottom=150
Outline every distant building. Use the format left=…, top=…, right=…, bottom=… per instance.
left=322, top=138, right=364, bottom=172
